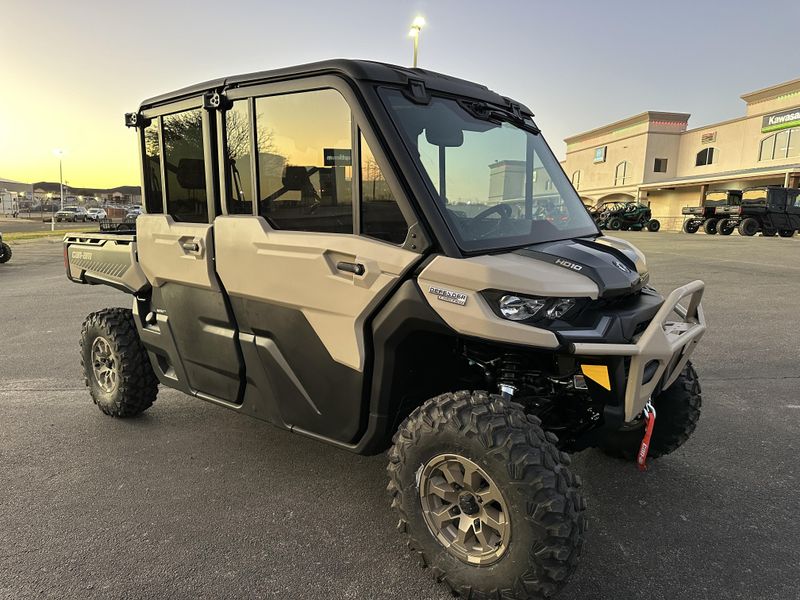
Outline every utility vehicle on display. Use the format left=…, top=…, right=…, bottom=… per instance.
left=681, top=189, right=742, bottom=235
left=594, top=201, right=660, bottom=232
left=0, top=232, right=11, bottom=263
left=64, top=60, right=706, bottom=600
left=713, top=186, right=799, bottom=237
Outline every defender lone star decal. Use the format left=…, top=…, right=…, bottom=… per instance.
left=428, top=286, right=468, bottom=306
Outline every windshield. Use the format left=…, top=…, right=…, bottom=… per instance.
left=381, top=89, right=598, bottom=251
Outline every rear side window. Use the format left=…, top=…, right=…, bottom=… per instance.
left=162, top=109, right=208, bottom=223
left=360, top=133, right=408, bottom=244
left=255, top=89, right=353, bottom=234
left=143, top=119, right=164, bottom=213
left=225, top=100, right=254, bottom=215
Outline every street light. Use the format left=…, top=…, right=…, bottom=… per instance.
left=53, top=149, right=65, bottom=210
left=409, top=16, right=425, bottom=68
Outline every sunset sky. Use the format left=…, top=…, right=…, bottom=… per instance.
left=2, top=0, right=798, bottom=188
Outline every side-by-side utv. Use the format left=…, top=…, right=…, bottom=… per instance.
left=0, top=232, right=11, bottom=263
left=64, top=60, right=706, bottom=600
left=714, top=186, right=800, bottom=237
left=681, top=189, right=742, bottom=234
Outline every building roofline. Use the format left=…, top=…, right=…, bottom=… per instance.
left=639, top=163, right=800, bottom=189
left=741, top=77, right=800, bottom=104
left=563, top=111, right=690, bottom=144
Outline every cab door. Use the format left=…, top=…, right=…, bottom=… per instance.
left=213, top=82, right=423, bottom=443
left=136, top=100, right=243, bottom=404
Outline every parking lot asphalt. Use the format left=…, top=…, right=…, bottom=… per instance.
left=1, top=233, right=798, bottom=600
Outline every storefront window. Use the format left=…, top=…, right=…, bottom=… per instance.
left=760, top=128, right=799, bottom=161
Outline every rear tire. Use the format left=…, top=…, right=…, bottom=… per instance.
left=607, top=217, right=622, bottom=230
left=647, top=219, right=661, bottom=232
left=718, top=219, right=735, bottom=235
left=388, top=391, right=586, bottom=600
left=779, top=229, right=796, bottom=238
left=0, top=242, right=11, bottom=263
left=762, top=228, right=777, bottom=237
left=738, top=218, right=759, bottom=237
left=80, top=308, right=158, bottom=417
left=703, top=218, right=718, bottom=235
left=599, top=362, right=701, bottom=460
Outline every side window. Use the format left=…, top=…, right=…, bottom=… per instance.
left=162, top=109, right=208, bottom=222
left=143, top=119, right=164, bottom=213
left=225, top=100, right=254, bottom=214
left=255, top=89, right=353, bottom=233
left=360, top=133, right=408, bottom=244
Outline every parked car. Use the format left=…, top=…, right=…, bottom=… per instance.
left=86, top=208, right=107, bottom=221
left=54, top=206, right=89, bottom=222
left=63, top=59, right=707, bottom=600
left=681, top=189, right=742, bottom=234
left=0, top=232, right=11, bottom=264
left=125, top=206, right=142, bottom=220
left=714, top=186, right=800, bottom=237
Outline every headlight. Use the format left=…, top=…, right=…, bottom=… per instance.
left=487, top=291, right=583, bottom=324
left=546, top=298, right=575, bottom=319
left=499, top=295, right=546, bottom=321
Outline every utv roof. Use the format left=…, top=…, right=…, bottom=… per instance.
left=139, top=58, right=530, bottom=114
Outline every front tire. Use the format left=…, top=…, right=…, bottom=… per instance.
left=80, top=308, right=158, bottom=417
left=607, top=217, right=622, bottom=230
left=0, top=242, right=11, bottom=263
left=647, top=219, right=661, bottom=232
left=779, top=229, right=796, bottom=238
left=388, top=391, right=586, bottom=600
left=599, top=362, right=701, bottom=460
left=683, top=220, right=699, bottom=234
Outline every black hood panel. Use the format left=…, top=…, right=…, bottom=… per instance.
left=513, top=237, right=643, bottom=298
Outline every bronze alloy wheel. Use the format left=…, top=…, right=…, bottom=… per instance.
left=418, top=453, right=510, bottom=565
left=91, top=336, right=118, bottom=393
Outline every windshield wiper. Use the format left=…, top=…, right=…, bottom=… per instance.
left=458, top=99, right=540, bottom=134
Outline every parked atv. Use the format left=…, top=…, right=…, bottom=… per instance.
left=599, top=201, right=660, bottom=232
left=63, top=60, right=706, bottom=600
left=714, top=186, right=800, bottom=237
left=681, top=190, right=742, bottom=235
left=0, top=232, right=11, bottom=264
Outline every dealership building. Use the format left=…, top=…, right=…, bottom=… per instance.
left=560, top=78, right=800, bottom=230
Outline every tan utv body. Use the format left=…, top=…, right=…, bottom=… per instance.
left=65, top=60, right=706, bottom=600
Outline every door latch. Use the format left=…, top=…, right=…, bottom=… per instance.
left=336, top=261, right=365, bottom=276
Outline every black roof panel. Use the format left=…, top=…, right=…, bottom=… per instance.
left=139, top=58, right=529, bottom=113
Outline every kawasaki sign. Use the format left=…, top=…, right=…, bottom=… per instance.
left=761, top=106, right=800, bottom=133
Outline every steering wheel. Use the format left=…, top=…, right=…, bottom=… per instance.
left=474, top=203, right=513, bottom=221
left=469, top=203, right=513, bottom=238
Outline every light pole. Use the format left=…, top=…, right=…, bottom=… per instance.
left=53, top=149, right=65, bottom=210
left=409, top=16, right=425, bottom=68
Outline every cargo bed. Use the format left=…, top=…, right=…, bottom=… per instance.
left=64, top=231, right=149, bottom=294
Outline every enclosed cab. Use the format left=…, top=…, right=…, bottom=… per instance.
left=64, top=60, right=707, bottom=600
left=682, top=189, right=742, bottom=234
left=714, top=186, right=800, bottom=237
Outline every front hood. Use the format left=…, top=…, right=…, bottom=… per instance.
left=513, top=236, right=645, bottom=298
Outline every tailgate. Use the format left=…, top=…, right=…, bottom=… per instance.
left=64, top=232, right=148, bottom=294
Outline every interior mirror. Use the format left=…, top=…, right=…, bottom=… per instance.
left=425, top=123, right=464, bottom=148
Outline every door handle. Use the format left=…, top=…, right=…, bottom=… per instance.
left=181, top=241, right=200, bottom=253
left=336, top=261, right=365, bottom=276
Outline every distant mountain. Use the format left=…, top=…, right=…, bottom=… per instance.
left=32, top=182, right=141, bottom=195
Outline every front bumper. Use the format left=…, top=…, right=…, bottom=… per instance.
left=571, top=280, right=706, bottom=421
